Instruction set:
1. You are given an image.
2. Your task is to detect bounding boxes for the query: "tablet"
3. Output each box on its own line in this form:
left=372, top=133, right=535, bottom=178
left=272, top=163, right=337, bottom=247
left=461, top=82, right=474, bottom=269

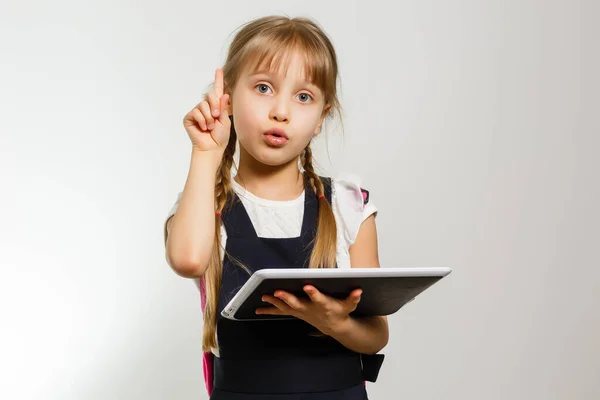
left=221, top=267, right=452, bottom=321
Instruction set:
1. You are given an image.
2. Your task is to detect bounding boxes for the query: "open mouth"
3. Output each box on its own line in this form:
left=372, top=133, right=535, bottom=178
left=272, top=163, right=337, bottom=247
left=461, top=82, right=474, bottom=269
left=264, top=128, right=289, bottom=146
left=264, top=128, right=288, bottom=139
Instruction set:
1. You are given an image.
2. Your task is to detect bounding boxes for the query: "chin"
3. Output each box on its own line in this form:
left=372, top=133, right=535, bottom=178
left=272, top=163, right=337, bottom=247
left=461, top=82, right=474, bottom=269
left=256, top=151, right=296, bottom=167
left=248, top=146, right=300, bottom=167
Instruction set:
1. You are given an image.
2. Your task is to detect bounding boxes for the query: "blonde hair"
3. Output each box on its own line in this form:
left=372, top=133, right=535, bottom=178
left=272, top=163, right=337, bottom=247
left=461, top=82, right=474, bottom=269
left=202, top=15, right=342, bottom=352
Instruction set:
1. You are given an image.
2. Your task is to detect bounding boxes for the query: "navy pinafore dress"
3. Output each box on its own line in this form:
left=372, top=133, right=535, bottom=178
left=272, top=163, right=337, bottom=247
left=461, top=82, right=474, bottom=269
left=202, top=178, right=383, bottom=399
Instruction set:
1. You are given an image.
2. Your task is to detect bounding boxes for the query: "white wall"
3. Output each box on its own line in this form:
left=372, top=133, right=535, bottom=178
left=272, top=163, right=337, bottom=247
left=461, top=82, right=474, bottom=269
left=1, top=0, right=598, bottom=399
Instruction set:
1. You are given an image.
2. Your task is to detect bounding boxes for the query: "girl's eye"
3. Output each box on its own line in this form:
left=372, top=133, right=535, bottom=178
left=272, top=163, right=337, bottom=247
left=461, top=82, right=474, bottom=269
left=256, top=84, right=271, bottom=94
left=297, top=93, right=313, bottom=103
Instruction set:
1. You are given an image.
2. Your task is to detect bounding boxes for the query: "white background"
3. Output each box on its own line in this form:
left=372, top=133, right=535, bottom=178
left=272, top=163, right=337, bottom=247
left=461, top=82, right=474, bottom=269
left=1, top=0, right=598, bottom=399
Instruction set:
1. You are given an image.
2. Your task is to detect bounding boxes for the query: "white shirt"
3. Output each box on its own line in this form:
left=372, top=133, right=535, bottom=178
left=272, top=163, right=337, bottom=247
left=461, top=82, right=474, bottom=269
left=165, top=174, right=377, bottom=271
left=165, top=174, right=376, bottom=356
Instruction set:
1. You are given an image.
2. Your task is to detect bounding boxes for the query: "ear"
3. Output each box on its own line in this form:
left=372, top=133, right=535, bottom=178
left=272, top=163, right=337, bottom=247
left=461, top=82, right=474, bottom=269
left=314, top=104, right=331, bottom=136
left=321, top=103, right=331, bottom=119
left=313, top=124, right=322, bottom=137
left=225, top=92, right=233, bottom=115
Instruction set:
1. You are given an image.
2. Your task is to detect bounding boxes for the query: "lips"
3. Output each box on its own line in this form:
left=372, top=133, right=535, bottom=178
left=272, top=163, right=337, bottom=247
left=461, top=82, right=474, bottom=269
left=263, top=128, right=289, bottom=147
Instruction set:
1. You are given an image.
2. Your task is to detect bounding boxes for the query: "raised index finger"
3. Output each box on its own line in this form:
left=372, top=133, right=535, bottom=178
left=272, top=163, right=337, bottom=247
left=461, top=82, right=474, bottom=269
left=214, top=68, right=224, bottom=98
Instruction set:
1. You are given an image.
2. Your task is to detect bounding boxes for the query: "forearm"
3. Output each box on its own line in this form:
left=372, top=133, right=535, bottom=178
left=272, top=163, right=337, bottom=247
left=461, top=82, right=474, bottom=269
left=166, top=149, right=222, bottom=277
left=328, top=316, right=389, bottom=354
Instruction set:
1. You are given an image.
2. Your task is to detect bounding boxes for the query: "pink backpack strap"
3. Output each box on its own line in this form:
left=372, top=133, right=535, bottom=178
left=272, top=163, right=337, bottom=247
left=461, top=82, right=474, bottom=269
left=199, top=277, right=214, bottom=396
left=202, top=352, right=214, bottom=395
left=360, top=188, right=370, bottom=205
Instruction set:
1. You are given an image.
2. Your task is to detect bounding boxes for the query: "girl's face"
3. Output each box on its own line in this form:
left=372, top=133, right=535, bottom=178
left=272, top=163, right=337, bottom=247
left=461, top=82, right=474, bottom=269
left=230, top=52, right=329, bottom=167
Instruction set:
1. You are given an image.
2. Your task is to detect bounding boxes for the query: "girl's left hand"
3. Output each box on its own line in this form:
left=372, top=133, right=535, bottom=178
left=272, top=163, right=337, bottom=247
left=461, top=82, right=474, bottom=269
left=256, top=285, right=362, bottom=336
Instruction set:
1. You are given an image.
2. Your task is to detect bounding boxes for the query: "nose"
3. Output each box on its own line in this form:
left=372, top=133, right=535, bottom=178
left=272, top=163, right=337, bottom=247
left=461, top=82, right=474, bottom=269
left=269, top=97, right=290, bottom=123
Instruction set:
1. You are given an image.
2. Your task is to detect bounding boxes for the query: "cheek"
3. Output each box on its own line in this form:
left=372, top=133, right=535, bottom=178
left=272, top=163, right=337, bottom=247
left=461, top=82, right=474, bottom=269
left=232, top=97, right=261, bottom=136
left=294, top=130, right=316, bottom=151
left=298, top=110, right=323, bottom=135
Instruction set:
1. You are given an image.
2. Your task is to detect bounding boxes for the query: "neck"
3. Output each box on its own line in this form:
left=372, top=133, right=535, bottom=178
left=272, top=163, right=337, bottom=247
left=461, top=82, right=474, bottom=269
left=235, top=147, right=305, bottom=201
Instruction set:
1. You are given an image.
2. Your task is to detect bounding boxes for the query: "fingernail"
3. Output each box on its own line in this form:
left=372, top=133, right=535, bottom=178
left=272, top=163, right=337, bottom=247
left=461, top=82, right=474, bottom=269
left=213, top=109, right=220, bottom=117
left=208, top=123, right=214, bottom=130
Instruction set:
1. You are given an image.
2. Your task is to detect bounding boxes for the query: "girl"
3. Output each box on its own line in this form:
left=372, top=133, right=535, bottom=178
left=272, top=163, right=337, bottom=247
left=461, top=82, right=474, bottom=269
left=164, top=15, right=388, bottom=399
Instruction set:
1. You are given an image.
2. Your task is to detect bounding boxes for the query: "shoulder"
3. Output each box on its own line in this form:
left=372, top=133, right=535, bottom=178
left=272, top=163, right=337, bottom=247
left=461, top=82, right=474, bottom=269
left=329, top=173, right=377, bottom=246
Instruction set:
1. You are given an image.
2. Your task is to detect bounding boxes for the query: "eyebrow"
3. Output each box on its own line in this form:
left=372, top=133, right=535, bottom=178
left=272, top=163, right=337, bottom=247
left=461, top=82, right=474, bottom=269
left=248, top=71, right=318, bottom=89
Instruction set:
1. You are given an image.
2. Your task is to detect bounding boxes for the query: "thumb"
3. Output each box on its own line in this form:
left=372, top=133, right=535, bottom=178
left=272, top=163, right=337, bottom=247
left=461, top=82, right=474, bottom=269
left=219, top=94, right=230, bottom=123
left=347, top=289, right=362, bottom=308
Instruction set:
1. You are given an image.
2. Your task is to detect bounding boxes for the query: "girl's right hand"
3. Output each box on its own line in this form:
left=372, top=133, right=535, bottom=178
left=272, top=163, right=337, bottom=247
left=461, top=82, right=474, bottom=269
left=183, top=68, right=231, bottom=153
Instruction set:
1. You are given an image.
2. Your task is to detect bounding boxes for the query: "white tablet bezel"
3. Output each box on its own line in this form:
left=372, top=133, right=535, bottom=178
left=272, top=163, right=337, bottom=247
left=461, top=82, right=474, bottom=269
left=221, top=267, right=451, bottom=320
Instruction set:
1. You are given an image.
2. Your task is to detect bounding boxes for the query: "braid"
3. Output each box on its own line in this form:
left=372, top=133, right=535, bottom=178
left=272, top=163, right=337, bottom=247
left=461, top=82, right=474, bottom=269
left=301, top=144, right=337, bottom=269
left=214, top=121, right=236, bottom=213
left=202, top=120, right=237, bottom=352
left=301, top=145, right=324, bottom=196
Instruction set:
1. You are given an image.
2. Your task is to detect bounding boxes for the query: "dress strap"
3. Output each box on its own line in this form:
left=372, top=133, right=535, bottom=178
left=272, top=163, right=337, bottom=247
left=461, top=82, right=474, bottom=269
left=219, top=194, right=258, bottom=238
